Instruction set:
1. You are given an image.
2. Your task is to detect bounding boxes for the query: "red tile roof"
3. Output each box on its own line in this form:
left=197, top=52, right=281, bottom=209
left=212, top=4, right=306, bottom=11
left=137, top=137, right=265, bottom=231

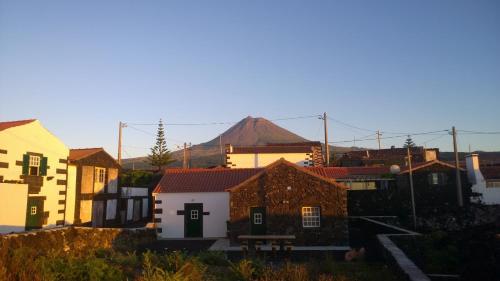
left=307, top=166, right=391, bottom=178
left=480, top=166, right=500, bottom=180
left=153, top=168, right=263, bottom=193
left=0, top=119, right=36, bottom=132
left=69, top=148, right=104, bottom=161
left=153, top=161, right=387, bottom=194
left=399, top=160, right=465, bottom=174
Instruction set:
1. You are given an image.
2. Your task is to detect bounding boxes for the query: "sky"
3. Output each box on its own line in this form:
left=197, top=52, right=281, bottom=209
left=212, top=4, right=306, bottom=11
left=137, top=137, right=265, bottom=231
left=1, top=0, right=499, bottom=158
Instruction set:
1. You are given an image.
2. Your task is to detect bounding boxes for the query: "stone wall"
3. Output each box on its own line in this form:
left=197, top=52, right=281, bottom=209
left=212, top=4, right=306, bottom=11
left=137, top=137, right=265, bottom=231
left=228, top=161, right=348, bottom=246
left=0, top=227, right=155, bottom=265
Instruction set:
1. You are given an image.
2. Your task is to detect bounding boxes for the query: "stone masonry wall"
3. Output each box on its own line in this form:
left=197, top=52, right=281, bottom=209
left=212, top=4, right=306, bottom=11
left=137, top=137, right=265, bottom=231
left=229, top=161, right=348, bottom=246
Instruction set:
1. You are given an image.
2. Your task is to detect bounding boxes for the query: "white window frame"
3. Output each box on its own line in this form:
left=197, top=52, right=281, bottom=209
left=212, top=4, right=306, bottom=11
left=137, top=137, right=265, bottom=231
left=190, top=210, right=199, bottom=220
left=29, top=155, right=40, bottom=176
left=95, top=167, right=106, bottom=183
left=302, top=206, right=320, bottom=228
left=253, top=213, right=263, bottom=225
left=31, top=206, right=37, bottom=215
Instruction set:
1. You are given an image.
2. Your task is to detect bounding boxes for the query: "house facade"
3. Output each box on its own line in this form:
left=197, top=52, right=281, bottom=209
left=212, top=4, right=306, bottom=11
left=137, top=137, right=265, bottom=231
left=0, top=120, right=69, bottom=233
left=337, top=146, right=439, bottom=167
left=67, top=148, right=120, bottom=227
left=466, top=154, right=500, bottom=205
left=397, top=160, right=470, bottom=212
left=153, top=159, right=349, bottom=246
left=153, top=168, right=261, bottom=238
left=225, top=142, right=324, bottom=168
left=120, top=187, right=150, bottom=224
left=227, top=160, right=348, bottom=246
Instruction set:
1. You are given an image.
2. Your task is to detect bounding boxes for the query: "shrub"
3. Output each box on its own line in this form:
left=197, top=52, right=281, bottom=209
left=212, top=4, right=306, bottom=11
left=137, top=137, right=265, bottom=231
left=197, top=251, right=229, bottom=266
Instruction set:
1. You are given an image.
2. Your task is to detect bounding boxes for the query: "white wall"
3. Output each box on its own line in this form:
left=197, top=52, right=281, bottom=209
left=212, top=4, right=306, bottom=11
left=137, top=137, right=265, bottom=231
left=106, top=199, right=117, bottom=220
left=153, top=192, right=229, bottom=239
left=121, top=187, right=149, bottom=197
left=0, top=183, right=28, bottom=233
left=466, top=154, right=500, bottom=205
left=0, top=120, right=69, bottom=229
left=228, top=152, right=311, bottom=168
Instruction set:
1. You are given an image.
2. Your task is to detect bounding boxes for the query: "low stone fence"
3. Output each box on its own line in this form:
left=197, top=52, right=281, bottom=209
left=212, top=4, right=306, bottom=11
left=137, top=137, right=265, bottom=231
left=354, top=217, right=431, bottom=281
left=0, top=226, right=155, bottom=263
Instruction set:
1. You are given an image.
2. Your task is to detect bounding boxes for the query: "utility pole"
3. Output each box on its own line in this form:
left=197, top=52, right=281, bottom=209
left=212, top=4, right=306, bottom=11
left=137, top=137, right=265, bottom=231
left=117, top=121, right=127, bottom=165
left=452, top=126, right=464, bottom=207
left=188, top=142, right=192, bottom=168
left=219, top=134, right=224, bottom=166
left=322, top=112, right=330, bottom=166
left=376, top=130, right=382, bottom=150
left=183, top=142, right=188, bottom=169
left=407, top=146, right=417, bottom=230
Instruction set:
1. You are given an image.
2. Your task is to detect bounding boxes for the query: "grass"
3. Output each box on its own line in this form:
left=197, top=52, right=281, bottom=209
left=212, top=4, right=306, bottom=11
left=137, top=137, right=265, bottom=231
left=0, top=247, right=402, bottom=281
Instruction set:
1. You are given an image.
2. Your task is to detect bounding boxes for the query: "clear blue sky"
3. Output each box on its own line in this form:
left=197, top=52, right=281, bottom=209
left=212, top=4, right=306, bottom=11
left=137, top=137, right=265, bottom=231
left=1, top=0, right=499, bottom=157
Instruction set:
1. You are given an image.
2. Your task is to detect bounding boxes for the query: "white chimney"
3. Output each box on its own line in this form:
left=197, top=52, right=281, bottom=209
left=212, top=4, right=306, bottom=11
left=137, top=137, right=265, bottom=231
left=465, top=154, right=480, bottom=184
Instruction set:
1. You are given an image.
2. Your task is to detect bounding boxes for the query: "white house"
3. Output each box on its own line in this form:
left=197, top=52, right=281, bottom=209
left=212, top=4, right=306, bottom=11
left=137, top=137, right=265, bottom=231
left=0, top=119, right=70, bottom=233
left=153, top=168, right=261, bottom=238
left=466, top=154, right=500, bottom=205
left=225, top=142, right=324, bottom=168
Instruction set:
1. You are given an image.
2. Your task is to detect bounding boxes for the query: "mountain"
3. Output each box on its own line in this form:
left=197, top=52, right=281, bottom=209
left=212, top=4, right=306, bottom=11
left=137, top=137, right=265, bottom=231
left=122, top=116, right=356, bottom=169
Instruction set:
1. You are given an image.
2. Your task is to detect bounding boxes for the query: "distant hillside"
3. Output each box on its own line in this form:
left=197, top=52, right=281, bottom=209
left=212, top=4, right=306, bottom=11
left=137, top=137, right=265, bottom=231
left=122, top=116, right=358, bottom=169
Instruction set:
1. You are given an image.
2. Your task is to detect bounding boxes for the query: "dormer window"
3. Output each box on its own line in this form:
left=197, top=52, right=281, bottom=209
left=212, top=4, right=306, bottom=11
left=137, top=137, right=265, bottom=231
left=29, top=155, right=40, bottom=176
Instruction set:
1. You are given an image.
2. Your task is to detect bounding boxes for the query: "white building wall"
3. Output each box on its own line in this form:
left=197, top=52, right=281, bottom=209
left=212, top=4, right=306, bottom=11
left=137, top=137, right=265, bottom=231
left=0, top=183, right=28, bottom=233
left=229, top=152, right=310, bottom=168
left=0, top=120, right=69, bottom=229
left=154, top=192, right=229, bottom=239
left=466, top=154, right=500, bottom=205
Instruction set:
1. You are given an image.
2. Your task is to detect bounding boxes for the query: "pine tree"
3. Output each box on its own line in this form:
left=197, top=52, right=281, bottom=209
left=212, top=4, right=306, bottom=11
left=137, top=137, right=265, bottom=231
left=148, top=119, right=175, bottom=171
left=403, top=135, right=416, bottom=148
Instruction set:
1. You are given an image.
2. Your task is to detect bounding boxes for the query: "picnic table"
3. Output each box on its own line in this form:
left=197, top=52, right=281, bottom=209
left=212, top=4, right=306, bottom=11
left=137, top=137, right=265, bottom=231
left=237, top=235, right=296, bottom=252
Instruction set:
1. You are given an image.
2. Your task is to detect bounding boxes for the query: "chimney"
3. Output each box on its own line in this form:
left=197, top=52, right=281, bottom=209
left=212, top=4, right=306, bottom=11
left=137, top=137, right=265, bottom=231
left=225, top=144, right=233, bottom=154
left=465, top=153, right=480, bottom=184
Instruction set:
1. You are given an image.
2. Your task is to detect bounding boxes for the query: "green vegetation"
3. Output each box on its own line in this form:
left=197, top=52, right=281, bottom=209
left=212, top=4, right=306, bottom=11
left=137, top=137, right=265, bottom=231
left=0, top=247, right=402, bottom=281
left=119, top=170, right=154, bottom=187
left=148, top=119, right=175, bottom=171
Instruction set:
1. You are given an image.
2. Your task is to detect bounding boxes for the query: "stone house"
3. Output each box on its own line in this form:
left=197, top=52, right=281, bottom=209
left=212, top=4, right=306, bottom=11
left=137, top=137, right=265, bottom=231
left=337, top=146, right=439, bottom=167
left=227, top=159, right=348, bottom=246
left=153, top=159, right=349, bottom=246
left=397, top=160, right=470, bottom=213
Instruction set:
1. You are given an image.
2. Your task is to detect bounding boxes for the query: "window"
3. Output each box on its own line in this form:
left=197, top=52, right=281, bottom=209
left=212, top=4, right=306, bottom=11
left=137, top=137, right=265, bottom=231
left=253, top=213, right=262, bottom=224
left=486, top=181, right=500, bottom=188
left=30, top=206, right=37, bottom=215
left=190, top=210, right=198, bottom=220
left=95, top=168, right=106, bottom=183
left=428, top=173, right=447, bottom=185
left=29, top=155, right=40, bottom=176
left=302, top=207, right=320, bottom=228
left=345, top=181, right=376, bottom=190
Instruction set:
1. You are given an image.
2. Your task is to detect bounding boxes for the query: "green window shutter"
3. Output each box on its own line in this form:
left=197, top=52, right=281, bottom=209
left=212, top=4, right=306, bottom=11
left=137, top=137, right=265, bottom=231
left=22, top=154, right=29, bottom=175
left=40, top=157, right=48, bottom=176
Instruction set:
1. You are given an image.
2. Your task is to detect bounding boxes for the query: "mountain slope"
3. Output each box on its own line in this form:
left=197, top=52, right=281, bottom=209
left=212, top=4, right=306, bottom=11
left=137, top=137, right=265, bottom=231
left=122, top=116, right=352, bottom=169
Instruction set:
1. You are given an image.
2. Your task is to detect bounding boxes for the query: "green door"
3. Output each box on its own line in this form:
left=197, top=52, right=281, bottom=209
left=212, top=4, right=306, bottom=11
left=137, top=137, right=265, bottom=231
left=184, top=203, right=203, bottom=238
left=250, top=207, right=266, bottom=235
left=26, top=197, right=44, bottom=231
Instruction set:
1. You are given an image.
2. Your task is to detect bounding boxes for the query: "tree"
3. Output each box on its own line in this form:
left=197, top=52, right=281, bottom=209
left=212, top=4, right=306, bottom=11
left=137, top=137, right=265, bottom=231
left=403, top=135, right=416, bottom=148
left=148, top=119, right=175, bottom=171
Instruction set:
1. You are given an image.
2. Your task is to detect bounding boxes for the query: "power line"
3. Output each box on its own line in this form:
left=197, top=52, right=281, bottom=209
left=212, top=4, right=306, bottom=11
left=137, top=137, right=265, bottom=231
left=457, top=130, right=500, bottom=135
left=328, top=130, right=449, bottom=144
